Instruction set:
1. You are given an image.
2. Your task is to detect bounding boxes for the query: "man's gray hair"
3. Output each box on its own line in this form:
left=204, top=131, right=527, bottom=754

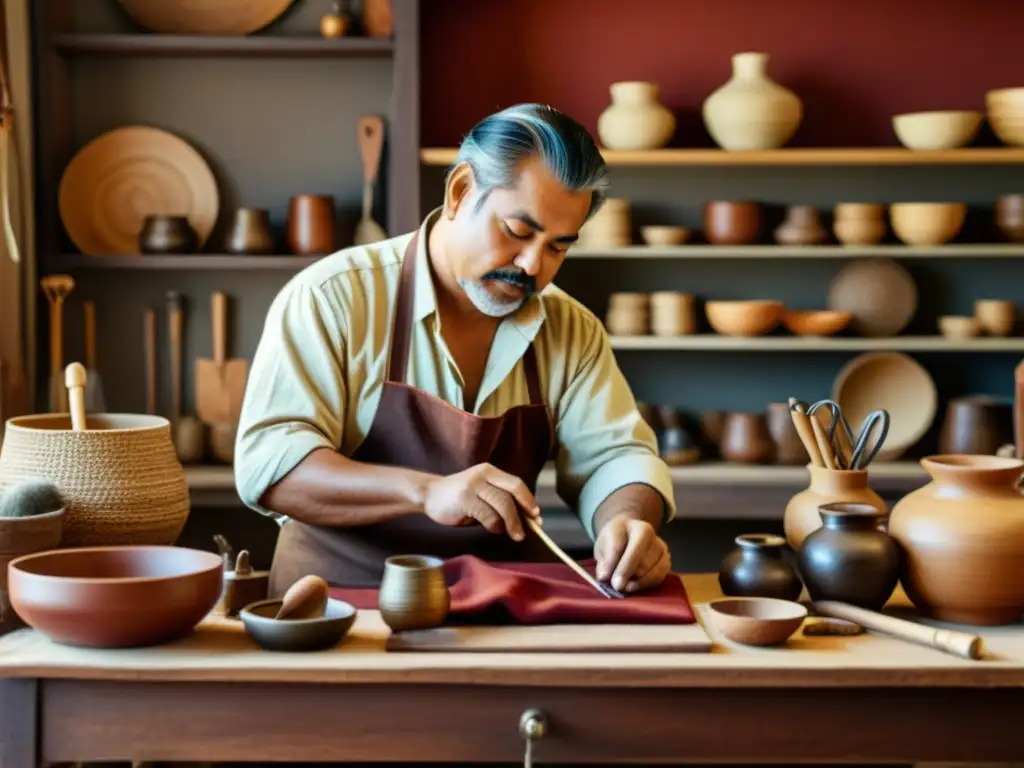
left=449, top=103, right=609, bottom=221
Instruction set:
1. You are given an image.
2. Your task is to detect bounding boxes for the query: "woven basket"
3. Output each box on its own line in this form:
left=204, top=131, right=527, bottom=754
left=0, top=414, right=190, bottom=547
left=0, top=508, right=65, bottom=634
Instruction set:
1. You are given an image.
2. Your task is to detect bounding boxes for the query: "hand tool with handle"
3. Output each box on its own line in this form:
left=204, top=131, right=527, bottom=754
left=65, top=362, right=87, bottom=432
left=82, top=300, right=106, bottom=413
left=167, top=291, right=205, bottom=463
left=353, top=115, right=387, bottom=246
left=40, top=274, right=74, bottom=412
left=144, top=307, right=157, bottom=415
left=194, top=291, right=248, bottom=425
left=524, top=516, right=624, bottom=599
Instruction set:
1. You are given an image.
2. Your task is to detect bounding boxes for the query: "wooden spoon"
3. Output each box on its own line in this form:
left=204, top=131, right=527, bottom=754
left=276, top=574, right=329, bottom=620
left=65, top=362, right=88, bottom=431
left=353, top=115, right=387, bottom=246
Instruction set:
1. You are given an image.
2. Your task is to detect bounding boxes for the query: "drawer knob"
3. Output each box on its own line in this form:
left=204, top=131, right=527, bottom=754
left=519, top=707, right=548, bottom=741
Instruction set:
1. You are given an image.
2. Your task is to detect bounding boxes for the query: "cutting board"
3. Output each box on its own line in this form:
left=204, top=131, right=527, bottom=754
left=385, top=623, right=712, bottom=653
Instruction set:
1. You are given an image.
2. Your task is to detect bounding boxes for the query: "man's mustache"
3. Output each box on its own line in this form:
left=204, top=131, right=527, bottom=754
left=481, top=268, right=536, bottom=294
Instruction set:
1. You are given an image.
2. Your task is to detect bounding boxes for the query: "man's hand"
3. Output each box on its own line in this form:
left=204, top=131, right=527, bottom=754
left=422, top=463, right=540, bottom=541
left=594, top=514, right=671, bottom=593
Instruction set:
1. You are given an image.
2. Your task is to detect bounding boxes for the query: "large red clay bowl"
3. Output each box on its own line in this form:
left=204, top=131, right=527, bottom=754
left=8, top=546, right=223, bottom=648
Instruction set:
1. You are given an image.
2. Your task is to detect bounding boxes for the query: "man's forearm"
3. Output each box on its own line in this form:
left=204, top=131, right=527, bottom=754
left=591, top=483, right=666, bottom=535
left=258, top=447, right=437, bottom=526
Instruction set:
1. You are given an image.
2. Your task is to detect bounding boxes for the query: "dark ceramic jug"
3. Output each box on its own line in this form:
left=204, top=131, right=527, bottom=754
left=718, top=533, right=802, bottom=601
left=139, top=215, right=199, bottom=254
left=798, top=502, right=901, bottom=610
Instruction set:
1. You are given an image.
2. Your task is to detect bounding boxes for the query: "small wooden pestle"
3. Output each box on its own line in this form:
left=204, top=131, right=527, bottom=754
left=65, top=362, right=88, bottom=431
left=276, top=574, right=330, bottom=620
left=220, top=549, right=270, bottom=617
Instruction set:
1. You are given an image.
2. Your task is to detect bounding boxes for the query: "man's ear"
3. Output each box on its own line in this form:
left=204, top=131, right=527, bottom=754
left=443, top=161, right=474, bottom=220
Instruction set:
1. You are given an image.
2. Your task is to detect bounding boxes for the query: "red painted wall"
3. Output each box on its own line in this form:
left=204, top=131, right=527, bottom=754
left=420, top=0, right=1023, bottom=148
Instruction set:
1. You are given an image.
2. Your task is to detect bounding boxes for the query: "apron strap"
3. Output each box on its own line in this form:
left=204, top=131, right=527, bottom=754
left=386, top=231, right=545, bottom=408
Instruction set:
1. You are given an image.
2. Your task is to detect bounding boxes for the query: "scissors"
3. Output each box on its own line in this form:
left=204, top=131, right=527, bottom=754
left=806, top=399, right=855, bottom=468
left=847, top=409, right=890, bottom=469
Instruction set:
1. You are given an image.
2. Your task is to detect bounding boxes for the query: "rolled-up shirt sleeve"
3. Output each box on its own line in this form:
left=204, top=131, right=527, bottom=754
left=552, top=315, right=676, bottom=539
left=234, top=279, right=347, bottom=518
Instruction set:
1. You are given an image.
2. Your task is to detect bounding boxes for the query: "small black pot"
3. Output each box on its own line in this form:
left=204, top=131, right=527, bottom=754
left=718, top=533, right=802, bottom=601
left=798, top=502, right=901, bottom=611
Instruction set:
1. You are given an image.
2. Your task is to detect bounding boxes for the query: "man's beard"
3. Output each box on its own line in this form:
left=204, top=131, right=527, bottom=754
left=458, top=268, right=537, bottom=318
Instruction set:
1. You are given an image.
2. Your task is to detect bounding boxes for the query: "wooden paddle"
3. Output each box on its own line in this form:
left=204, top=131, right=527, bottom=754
left=194, top=291, right=247, bottom=425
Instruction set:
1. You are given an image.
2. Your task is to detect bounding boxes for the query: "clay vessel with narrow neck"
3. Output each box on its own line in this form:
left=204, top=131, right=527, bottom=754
left=888, top=454, right=1024, bottom=626
left=784, top=466, right=886, bottom=549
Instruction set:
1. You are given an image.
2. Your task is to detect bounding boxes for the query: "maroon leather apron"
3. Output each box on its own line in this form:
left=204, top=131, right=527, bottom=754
left=268, top=234, right=558, bottom=594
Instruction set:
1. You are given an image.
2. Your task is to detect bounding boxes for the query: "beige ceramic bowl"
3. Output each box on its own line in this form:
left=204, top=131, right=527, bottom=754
left=937, top=315, right=980, bottom=339
left=781, top=309, right=852, bottom=337
left=889, top=202, right=966, bottom=246
left=706, top=597, right=807, bottom=647
left=640, top=225, right=691, bottom=246
left=705, top=300, right=784, bottom=337
left=892, top=111, right=983, bottom=150
left=988, top=114, right=1024, bottom=147
left=985, top=87, right=1024, bottom=112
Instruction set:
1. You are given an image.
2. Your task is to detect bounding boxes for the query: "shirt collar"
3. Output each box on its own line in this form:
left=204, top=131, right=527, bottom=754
left=411, top=207, right=547, bottom=341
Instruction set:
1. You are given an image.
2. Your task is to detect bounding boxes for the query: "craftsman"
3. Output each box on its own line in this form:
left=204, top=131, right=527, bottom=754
left=234, top=103, right=676, bottom=597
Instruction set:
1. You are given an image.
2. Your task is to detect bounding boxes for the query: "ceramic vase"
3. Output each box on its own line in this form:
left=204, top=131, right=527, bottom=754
left=887, top=455, right=1024, bottom=625
left=783, top=466, right=886, bottom=549
left=718, top=533, right=802, bottom=601
left=597, top=82, right=676, bottom=151
left=798, top=503, right=901, bottom=611
left=702, top=52, right=803, bottom=151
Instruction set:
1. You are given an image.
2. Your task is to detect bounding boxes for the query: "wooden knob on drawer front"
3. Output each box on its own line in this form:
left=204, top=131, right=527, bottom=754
left=519, top=708, right=548, bottom=741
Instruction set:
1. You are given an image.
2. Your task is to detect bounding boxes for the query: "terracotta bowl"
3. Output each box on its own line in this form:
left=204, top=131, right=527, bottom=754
left=938, top=315, right=980, bottom=339
left=706, top=597, right=807, bottom=646
left=890, top=202, right=966, bottom=246
left=640, top=226, right=691, bottom=246
left=781, top=309, right=852, bottom=337
left=8, top=545, right=223, bottom=648
left=892, top=111, right=983, bottom=150
left=705, top=300, right=784, bottom=337
left=240, top=597, right=358, bottom=652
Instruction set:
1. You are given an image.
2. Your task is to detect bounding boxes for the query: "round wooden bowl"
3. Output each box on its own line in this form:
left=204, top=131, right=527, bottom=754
left=890, top=202, right=966, bottom=246
left=705, top=300, right=784, bottom=337
left=892, top=110, right=983, bottom=150
left=8, top=546, right=223, bottom=648
left=640, top=226, right=691, bottom=246
left=781, top=309, right=852, bottom=337
left=706, top=597, right=807, bottom=646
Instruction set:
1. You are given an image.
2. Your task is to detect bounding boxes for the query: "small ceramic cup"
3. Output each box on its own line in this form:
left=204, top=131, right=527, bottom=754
left=974, top=299, right=1015, bottom=336
left=378, top=555, right=450, bottom=632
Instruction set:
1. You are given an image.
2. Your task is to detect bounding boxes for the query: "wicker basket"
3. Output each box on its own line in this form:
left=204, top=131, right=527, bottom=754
left=0, top=508, right=65, bottom=634
left=0, top=414, right=190, bottom=547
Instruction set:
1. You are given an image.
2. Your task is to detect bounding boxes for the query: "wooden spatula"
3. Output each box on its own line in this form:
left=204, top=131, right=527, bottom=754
left=40, top=274, right=74, bottom=412
left=353, top=115, right=387, bottom=246
left=194, top=291, right=248, bottom=425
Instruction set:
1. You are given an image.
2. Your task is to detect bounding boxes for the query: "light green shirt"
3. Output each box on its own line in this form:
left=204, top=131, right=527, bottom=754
left=234, top=209, right=676, bottom=537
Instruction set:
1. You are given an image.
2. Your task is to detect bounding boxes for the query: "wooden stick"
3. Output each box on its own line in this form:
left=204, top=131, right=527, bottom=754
left=145, top=308, right=157, bottom=415
left=787, top=399, right=824, bottom=468
left=809, top=413, right=837, bottom=469
left=523, top=516, right=622, bottom=599
left=812, top=600, right=983, bottom=660
left=64, top=362, right=87, bottom=432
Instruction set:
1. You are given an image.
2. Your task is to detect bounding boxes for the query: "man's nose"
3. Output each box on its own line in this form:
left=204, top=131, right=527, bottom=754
left=513, top=244, right=543, bottom=276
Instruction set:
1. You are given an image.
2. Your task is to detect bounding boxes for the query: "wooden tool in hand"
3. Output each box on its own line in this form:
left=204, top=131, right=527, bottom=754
left=523, top=516, right=624, bottom=599
left=811, top=600, right=983, bottom=660
left=194, top=291, right=248, bottom=425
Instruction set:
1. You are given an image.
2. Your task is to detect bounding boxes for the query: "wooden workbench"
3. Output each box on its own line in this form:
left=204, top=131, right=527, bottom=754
left=1, top=574, right=1023, bottom=766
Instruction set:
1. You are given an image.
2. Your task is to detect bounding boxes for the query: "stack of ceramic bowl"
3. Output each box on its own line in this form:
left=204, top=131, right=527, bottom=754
left=832, top=203, right=886, bottom=245
left=579, top=198, right=631, bottom=247
left=649, top=292, right=695, bottom=336
left=986, top=88, right=1024, bottom=147
left=605, top=292, right=648, bottom=336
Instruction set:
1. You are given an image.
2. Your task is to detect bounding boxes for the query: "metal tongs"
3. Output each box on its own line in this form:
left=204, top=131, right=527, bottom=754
left=524, top=516, right=625, bottom=599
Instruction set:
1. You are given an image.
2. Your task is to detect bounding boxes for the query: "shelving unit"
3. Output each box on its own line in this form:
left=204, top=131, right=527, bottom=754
left=51, top=32, right=395, bottom=58
left=609, top=336, right=1024, bottom=352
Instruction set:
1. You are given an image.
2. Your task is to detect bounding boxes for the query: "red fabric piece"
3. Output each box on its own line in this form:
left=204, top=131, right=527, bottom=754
left=329, top=555, right=695, bottom=625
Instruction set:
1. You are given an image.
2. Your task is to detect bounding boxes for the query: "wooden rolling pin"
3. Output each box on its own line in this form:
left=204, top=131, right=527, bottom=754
left=812, top=600, right=983, bottom=660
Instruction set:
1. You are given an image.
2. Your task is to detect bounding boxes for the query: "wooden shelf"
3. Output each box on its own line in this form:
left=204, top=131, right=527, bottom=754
left=609, top=335, right=1024, bottom=352
left=571, top=244, right=1024, bottom=259
left=421, top=147, right=1024, bottom=167
left=51, top=33, right=394, bottom=58
left=49, top=254, right=323, bottom=270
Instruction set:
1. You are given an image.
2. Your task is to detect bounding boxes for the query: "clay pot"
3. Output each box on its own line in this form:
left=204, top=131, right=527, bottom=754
left=720, top=412, right=774, bottom=464
left=833, top=203, right=886, bottom=246
left=995, top=194, right=1024, bottom=243
left=888, top=455, right=1024, bottom=625
left=139, top=215, right=199, bottom=254
left=699, top=410, right=727, bottom=458
left=766, top=402, right=809, bottom=465
left=579, top=198, right=631, bottom=247
left=783, top=466, right=887, bottom=549
left=938, top=395, right=1012, bottom=455
left=774, top=205, right=827, bottom=246
left=656, top=406, right=700, bottom=466
left=702, top=51, right=803, bottom=151
left=649, top=292, right=696, bottom=336
left=378, top=555, right=450, bottom=631
left=597, top=81, right=676, bottom=150
left=974, top=299, right=1015, bottom=336
left=798, top=503, right=901, bottom=611
left=225, top=208, right=275, bottom=255
left=287, top=194, right=335, bottom=255
left=0, top=508, right=65, bottom=633
left=704, top=201, right=761, bottom=245
left=718, top=533, right=802, bottom=601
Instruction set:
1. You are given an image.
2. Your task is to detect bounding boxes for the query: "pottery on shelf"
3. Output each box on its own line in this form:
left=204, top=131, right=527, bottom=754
left=783, top=466, right=887, bottom=549
left=720, top=412, right=774, bottom=464
left=702, top=52, right=803, bottom=151
left=704, top=200, right=761, bottom=245
left=718, top=533, right=802, bottom=601
left=597, top=81, right=676, bottom=151
left=888, top=455, right=1024, bottom=626
left=656, top=406, right=700, bottom=466
left=766, top=402, right=810, bottom=465
left=139, top=215, right=199, bottom=254
left=287, top=194, right=336, bottom=255
left=798, top=502, right=901, bottom=611
left=938, top=395, right=1012, bottom=455
left=995, top=194, right=1024, bottom=243
left=833, top=203, right=887, bottom=246
left=225, top=208, right=275, bottom=255
left=827, top=258, right=918, bottom=338
left=974, top=299, right=1015, bottom=336
left=774, top=205, right=828, bottom=246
